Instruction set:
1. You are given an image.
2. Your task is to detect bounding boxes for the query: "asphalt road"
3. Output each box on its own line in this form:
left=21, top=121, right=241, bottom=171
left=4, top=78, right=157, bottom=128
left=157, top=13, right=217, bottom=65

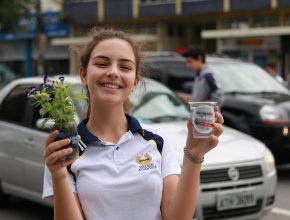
left=0, top=167, right=289, bottom=220
left=0, top=198, right=53, bottom=220
left=261, top=166, right=290, bottom=220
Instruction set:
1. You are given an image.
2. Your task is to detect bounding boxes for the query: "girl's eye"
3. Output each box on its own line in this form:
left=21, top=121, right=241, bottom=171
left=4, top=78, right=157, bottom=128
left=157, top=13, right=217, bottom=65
left=95, top=63, right=107, bottom=67
left=121, top=66, right=133, bottom=71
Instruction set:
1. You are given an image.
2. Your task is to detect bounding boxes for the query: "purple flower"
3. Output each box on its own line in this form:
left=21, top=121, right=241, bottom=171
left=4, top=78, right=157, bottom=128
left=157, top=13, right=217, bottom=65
left=59, top=76, right=65, bottom=82
left=48, top=95, right=53, bottom=103
left=43, top=76, right=50, bottom=84
left=27, top=87, right=37, bottom=98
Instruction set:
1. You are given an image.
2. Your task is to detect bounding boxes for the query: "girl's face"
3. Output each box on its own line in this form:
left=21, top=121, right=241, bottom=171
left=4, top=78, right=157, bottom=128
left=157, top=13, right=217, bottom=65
left=80, top=38, right=139, bottom=107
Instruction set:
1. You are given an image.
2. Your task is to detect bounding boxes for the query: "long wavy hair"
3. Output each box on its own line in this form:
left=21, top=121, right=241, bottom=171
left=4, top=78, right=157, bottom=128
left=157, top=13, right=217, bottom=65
left=74, top=28, right=145, bottom=118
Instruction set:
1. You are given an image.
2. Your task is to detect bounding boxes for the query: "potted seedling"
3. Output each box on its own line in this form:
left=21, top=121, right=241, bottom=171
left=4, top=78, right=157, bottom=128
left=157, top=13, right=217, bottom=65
left=27, top=76, right=87, bottom=160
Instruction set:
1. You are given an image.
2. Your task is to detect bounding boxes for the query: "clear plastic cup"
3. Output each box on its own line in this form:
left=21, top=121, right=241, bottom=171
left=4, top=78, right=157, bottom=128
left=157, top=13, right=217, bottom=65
left=189, top=102, right=217, bottom=138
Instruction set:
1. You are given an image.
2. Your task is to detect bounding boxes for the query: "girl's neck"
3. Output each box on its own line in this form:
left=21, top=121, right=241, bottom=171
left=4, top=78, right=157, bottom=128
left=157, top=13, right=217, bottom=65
left=86, top=104, right=128, bottom=144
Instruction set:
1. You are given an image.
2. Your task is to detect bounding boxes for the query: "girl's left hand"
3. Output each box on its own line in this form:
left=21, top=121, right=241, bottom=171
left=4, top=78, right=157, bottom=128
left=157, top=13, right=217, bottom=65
left=185, top=110, right=224, bottom=160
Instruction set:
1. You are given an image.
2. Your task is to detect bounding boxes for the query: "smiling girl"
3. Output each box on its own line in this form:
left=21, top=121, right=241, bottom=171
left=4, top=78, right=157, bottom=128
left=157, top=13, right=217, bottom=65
left=42, top=28, right=224, bottom=220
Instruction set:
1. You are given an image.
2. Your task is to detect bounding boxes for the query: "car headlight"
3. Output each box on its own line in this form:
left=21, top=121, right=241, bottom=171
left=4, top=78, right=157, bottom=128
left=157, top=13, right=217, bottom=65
left=265, top=148, right=275, bottom=173
left=259, top=105, right=289, bottom=124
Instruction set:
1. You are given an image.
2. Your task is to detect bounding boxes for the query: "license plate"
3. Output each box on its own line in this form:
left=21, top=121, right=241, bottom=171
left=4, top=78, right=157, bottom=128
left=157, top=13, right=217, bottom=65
left=217, top=191, right=256, bottom=211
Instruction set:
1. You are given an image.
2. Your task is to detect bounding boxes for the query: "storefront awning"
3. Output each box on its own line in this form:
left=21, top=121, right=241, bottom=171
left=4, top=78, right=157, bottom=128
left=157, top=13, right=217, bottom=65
left=51, top=34, right=158, bottom=46
left=201, top=26, right=290, bottom=39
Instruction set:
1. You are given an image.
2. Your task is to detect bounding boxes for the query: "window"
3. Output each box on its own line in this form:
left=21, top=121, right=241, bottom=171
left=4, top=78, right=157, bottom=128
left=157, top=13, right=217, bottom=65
left=252, top=15, right=279, bottom=28
left=221, top=17, right=248, bottom=29
left=66, top=0, right=98, bottom=3
left=0, top=85, right=31, bottom=124
left=167, top=23, right=184, bottom=37
left=140, top=0, right=175, bottom=5
left=285, top=14, right=290, bottom=26
left=138, top=24, right=157, bottom=34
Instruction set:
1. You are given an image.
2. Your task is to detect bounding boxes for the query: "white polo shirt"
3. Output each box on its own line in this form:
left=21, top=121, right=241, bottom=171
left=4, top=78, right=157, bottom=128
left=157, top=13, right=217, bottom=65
left=43, top=114, right=181, bottom=220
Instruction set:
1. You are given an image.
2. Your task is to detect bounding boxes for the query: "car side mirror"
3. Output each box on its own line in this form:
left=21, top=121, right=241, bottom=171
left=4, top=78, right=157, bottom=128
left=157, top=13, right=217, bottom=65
left=35, top=118, right=55, bottom=131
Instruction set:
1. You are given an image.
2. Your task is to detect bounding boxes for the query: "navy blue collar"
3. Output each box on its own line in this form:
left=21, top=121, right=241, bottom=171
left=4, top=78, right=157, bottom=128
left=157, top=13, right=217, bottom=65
left=77, top=114, right=143, bottom=146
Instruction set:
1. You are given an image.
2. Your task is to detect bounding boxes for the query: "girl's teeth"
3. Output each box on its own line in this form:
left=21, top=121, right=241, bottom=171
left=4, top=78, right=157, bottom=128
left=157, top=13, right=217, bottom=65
left=103, top=83, right=119, bottom=89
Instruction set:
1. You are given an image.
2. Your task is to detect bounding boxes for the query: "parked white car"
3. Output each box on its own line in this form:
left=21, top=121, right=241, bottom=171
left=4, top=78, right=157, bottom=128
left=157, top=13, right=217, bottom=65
left=0, top=76, right=277, bottom=220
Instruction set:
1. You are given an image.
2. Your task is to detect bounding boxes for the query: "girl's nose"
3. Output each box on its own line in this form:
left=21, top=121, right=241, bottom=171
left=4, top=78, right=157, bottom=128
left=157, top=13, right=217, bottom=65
left=106, top=65, right=119, bottom=78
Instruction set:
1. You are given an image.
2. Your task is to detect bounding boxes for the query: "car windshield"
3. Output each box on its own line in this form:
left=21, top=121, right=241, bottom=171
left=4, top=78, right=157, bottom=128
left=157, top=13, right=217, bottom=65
left=130, top=79, right=189, bottom=123
left=209, top=62, right=290, bottom=94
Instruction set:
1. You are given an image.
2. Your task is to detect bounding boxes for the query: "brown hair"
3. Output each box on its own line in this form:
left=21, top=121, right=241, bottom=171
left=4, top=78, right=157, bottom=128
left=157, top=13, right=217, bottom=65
left=76, top=28, right=144, bottom=118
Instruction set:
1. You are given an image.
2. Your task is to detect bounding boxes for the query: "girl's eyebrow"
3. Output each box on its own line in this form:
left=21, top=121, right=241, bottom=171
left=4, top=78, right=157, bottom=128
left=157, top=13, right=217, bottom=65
left=92, top=55, right=135, bottom=64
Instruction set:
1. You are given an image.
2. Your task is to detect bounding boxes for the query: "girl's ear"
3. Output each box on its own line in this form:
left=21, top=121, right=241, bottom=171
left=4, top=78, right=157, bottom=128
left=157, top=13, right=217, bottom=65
left=79, top=67, right=87, bottom=86
left=132, top=75, right=140, bottom=91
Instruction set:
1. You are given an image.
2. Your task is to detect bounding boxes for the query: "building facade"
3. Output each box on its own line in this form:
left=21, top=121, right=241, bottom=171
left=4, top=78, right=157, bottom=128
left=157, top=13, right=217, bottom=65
left=56, top=0, right=290, bottom=80
left=2, top=0, right=290, bottom=80
left=0, top=2, right=70, bottom=77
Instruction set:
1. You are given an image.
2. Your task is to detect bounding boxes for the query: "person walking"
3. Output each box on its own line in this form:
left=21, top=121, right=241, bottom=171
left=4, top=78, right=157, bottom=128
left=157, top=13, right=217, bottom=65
left=42, top=28, right=224, bottom=220
left=265, top=62, right=287, bottom=86
left=179, top=46, right=220, bottom=103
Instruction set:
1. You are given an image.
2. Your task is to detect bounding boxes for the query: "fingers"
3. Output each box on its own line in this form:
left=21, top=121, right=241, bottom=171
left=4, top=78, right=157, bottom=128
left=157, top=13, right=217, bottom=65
left=213, top=123, right=224, bottom=137
left=56, top=157, right=76, bottom=169
left=185, top=112, right=223, bottom=157
left=45, top=147, right=73, bottom=166
left=43, top=131, right=80, bottom=178
left=214, top=111, right=224, bottom=137
left=209, top=135, right=219, bottom=148
left=44, top=138, right=71, bottom=159
left=45, top=130, right=59, bottom=147
left=215, top=111, right=224, bottom=125
left=187, top=117, right=193, bottom=137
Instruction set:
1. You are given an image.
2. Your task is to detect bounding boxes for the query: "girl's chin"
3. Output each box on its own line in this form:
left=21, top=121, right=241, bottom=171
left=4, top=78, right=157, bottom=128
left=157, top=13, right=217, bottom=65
left=91, top=92, right=130, bottom=105
left=96, top=96, right=125, bottom=106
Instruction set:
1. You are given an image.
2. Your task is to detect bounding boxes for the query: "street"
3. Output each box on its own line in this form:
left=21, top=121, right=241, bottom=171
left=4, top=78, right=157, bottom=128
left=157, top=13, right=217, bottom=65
left=261, top=166, right=290, bottom=220
left=0, top=198, right=52, bottom=220
left=0, top=167, right=289, bottom=220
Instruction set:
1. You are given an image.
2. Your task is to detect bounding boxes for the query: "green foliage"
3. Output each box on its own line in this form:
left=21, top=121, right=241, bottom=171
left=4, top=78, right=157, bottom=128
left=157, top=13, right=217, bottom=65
left=28, top=76, right=87, bottom=127
left=0, top=0, right=38, bottom=31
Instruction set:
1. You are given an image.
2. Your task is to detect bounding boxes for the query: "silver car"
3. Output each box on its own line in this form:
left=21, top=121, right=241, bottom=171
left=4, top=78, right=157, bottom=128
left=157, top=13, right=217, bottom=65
left=0, top=76, right=277, bottom=219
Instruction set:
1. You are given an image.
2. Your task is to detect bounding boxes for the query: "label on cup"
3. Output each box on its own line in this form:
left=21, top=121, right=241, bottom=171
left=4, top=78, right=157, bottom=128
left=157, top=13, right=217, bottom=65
left=189, top=102, right=216, bottom=138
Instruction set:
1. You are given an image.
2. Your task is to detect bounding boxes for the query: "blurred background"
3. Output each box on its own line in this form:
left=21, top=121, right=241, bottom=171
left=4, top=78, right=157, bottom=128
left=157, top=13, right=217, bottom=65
left=1, top=1, right=290, bottom=220
left=1, top=0, right=290, bottom=82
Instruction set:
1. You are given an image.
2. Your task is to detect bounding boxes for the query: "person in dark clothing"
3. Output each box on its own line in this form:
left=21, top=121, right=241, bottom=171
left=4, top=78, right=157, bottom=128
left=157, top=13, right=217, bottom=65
left=180, top=47, right=219, bottom=102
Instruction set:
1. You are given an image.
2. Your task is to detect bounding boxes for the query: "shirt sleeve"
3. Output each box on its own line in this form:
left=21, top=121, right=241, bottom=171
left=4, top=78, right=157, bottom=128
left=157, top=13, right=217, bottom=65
left=158, top=131, right=181, bottom=178
left=204, top=73, right=218, bottom=94
left=42, top=165, right=77, bottom=202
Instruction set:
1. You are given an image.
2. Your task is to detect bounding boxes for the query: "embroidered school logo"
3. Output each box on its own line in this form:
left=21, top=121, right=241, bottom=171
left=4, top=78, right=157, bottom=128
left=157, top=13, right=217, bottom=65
left=136, top=152, right=157, bottom=171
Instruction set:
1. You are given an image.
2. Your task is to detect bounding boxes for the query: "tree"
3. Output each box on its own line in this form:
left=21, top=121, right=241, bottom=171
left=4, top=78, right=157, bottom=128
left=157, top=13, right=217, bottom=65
left=0, top=0, right=38, bottom=32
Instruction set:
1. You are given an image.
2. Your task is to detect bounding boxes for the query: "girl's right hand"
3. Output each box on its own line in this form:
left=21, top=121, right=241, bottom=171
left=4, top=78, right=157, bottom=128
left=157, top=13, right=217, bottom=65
left=44, top=130, right=76, bottom=180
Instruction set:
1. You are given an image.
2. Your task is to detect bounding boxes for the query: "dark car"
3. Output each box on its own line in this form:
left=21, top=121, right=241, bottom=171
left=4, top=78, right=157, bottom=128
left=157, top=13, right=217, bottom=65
left=143, top=53, right=290, bottom=164
left=142, top=52, right=194, bottom=92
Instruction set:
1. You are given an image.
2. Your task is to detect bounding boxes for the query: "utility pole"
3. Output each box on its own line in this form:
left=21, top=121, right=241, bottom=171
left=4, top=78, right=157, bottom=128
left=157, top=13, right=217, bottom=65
left=36, top=0, right=47, bottom=76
